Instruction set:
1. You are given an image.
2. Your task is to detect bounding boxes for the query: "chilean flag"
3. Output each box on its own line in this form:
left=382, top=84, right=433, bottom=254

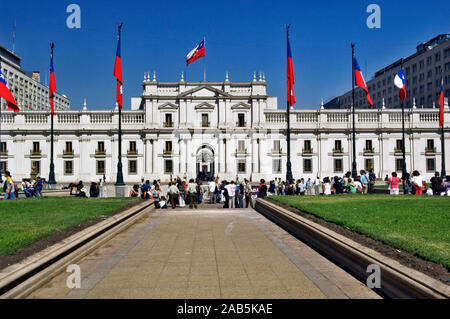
left=0, top=68, right=19, bottom=112
left=114, top=35, right=123, bottom=109
left=49, top=49, right=56, bottom=115
left=287, top=37, right=295, bottom=108
left=353, top=57, right=373, bottom=107
left=439, top=77, right=444, bottom=127
left=394, top=69, right=407, bottom=101
left=186, top=40, right=205, bottom=66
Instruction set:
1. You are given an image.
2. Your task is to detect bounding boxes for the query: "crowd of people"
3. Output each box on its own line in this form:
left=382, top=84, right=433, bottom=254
left=3, top=169, right=450, bottom=201
left=2, top=171, right=44, bottom=200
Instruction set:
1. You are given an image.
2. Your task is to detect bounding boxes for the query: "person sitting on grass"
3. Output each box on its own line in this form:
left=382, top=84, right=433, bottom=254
left=347, top=178, right=357, bottom=194
left=76, top=181, right=87, bottom=197
left=443, top=176, right=450, bottom=196
left=387, top=172, right=402, bottom=195
left=332, top=176, right=344, bottom=194
left=322, top=177, right=332, bottom=195
left=129, top=184, right=139, bottom=197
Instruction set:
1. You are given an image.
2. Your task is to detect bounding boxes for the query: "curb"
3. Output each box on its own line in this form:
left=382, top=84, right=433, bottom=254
left=255, top=199, right=450, bottom=299
left=0, top=200, right=155, bottom=299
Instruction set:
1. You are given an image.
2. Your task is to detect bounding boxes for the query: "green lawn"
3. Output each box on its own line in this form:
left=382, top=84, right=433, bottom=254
left=270, top=195, right=450, bottom=268
left=0, top=197, right=139, bottom=257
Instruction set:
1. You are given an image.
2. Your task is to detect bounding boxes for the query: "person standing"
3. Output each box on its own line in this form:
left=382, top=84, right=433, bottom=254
left=298, top=179, right=306, bottom=195
left=237, top=182, right=245, bottom=208
left=411, top=171, right=424, bottom=195
left=387, top=172, right=402, bottom=195
left=257, top=179, right=268, bottom=199
left=244, top=179, right=253, bottom=208
left=368, top=170, right=376, bottom=194
left=34, top=176, right=43, bottom=197
left=208, top=178, right=216, bottom=204
left=226, top=181, right=236, bottom=208
left=430, top=172, right=443, bottom=196
left=168, top=182, right=180, bottom=209
left=360, top=170, right=369, bottom=194
left=3, top=171, right=16, bottom=200
left=186, top=179, right=198, bottom=209
left=314, top=176, right=321, bottom=195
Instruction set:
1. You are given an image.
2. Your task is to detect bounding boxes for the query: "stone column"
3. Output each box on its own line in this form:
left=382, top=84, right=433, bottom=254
left=219, top=138, right=225, bottom=173
left=151, top=139, right=156, bottom=174
left=252, top=137, right=259, bottom=173
left=186, top=138, right=192, bottom=177
left=179, top=138, right=186, bottom=175
left=145, top=139, right=151, bottom=173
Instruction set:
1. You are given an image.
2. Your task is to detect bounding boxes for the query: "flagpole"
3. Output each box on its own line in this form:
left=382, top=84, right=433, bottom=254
left=0, top=57, right=3, bottom=184
left=48, top=42, right=56, bottom=185
left=351, top=43, right=357, bottom=178
left=286, top=25, right=293, bottom=185
left=116, top=23, right=125, bottom=186
left=203, top=36, right=206, bottom=82
left=400, top=58, right=407, bottom=194
left=441, top=75, right=446, bottom=178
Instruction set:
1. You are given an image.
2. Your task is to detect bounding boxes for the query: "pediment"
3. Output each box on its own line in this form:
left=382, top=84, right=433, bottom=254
left=195, top=102, right=216, bottom=110
left=231, top=102, right=251, bottom=110
left=158, top=102, right=179, bottom=110
left=178, top=85, right=232, bottom=98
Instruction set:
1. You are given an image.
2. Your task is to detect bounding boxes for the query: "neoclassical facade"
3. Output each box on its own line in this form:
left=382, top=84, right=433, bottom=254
left=0, top=74, right=449, bottom=184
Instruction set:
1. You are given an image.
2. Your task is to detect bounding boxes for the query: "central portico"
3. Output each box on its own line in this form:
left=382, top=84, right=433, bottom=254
left=132, top=71, right=275, bottom=181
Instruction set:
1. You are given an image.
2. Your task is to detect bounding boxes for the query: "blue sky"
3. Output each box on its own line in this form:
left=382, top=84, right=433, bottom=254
left=0, top=0, right=449, bottom=110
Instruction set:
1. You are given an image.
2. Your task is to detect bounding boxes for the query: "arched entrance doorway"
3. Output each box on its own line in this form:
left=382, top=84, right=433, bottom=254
left=196, top=145, right=215, bottom=181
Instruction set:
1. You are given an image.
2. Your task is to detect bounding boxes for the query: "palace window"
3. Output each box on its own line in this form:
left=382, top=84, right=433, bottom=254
left=303, top=140, right=312, bottom=153
left=334, top=159, right=343, bottom=173
left=273, top=140, right=281, bottom=153
left=426, top=158, right=435, bottom=172
left=97, top=141, right=105, bottom=154
left=164, top=160, right=173, bottom=174
left=237, top=140, right=245, bottom=152
left=32, top=142, right=40, bottom=154
left=365, top=158, right=374, bottom=172
left=201, top=113, right=209, bottom=127
left=273, top=159, right=282, bottom=173
left=237, top=113, right=245, bottom=127
left=31, top=160, right=40, bottom=174
left=303, top=159, right=312, bottom=173
left=365, top=140, right=373, bottom=153
left=64, top=161, right=73, bottom=175
left=165, top=141, right=172, bottom=154
left=237, top=160, right=246, bottom=173
left=164, top=113, right=173, bottom=127
left=96, top=160, right=105, bottom=175
left=65, top=141, right=73, bottom=154
left=0, top=161, right=7, bottom=174
left=395, top=159, right=403, bottom=172
left=426, top=139, right=435, bottom=152
left=334, top=140, right=342, bottom=153
left=396, top=139, right=403, bottom=152
left=0, top=142, right=6, bottom=154
left=128, top=160, right=137, bottom=174
left=129, top=141, right=137, bottom=154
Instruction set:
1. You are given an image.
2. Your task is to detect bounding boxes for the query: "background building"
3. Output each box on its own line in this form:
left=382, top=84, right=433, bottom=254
left=325, top=34, right=450, bottom=110
left=0, top=45, right=71, bottom=111
left=0, top=73, right=449, bottom=184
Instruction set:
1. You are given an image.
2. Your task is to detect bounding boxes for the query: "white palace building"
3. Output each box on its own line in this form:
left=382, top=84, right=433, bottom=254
left=0, top=72, right=449, bottom=184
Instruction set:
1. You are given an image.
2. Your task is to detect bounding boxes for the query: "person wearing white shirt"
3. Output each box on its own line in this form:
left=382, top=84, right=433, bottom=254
left=208, top=179, right=216, bottom=204
left=411, top=170, right=424, bottom=195
left=225, top=181, right=236, bottom=208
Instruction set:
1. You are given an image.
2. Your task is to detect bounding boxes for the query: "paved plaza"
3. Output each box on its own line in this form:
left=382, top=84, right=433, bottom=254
left=27, top=206, right=380, bottom=299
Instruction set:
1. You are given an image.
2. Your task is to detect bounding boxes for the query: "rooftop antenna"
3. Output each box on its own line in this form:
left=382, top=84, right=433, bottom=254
left=12, top=18, right=16, bottom=53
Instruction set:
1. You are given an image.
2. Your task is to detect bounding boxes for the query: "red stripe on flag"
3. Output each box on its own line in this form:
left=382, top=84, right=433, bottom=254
left=287, top=56, right=295, bottom=106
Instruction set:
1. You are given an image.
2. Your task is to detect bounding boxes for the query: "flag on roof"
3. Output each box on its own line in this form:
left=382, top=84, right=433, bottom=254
left=186, top=40, right=205, bottom=66
left=353, top=57, right=373, bottom=107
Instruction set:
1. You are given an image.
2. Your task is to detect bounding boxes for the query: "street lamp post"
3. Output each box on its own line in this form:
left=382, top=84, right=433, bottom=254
left=400, top=59, right=408, bottom=194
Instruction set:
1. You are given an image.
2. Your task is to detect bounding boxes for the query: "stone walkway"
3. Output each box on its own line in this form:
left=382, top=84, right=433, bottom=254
left=27, top=207, right=380, bottom=299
